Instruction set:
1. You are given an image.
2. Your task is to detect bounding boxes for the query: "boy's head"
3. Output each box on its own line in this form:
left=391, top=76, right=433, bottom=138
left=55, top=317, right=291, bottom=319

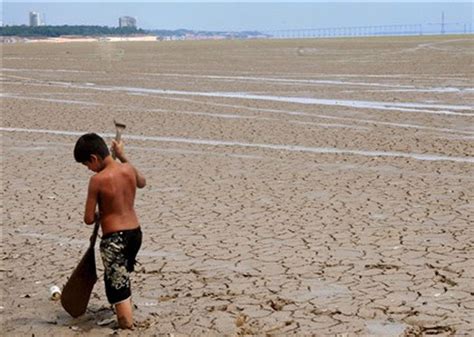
left=74, top=133, right=110, bottom=168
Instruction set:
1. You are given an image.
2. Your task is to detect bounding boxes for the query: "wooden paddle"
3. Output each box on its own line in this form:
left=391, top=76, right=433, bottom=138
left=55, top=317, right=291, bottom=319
left=61, top=220, right=100, bottom=317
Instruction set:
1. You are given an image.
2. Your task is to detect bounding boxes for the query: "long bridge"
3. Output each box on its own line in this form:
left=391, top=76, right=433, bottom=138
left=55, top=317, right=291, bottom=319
left=262, top=22, right=473, bottom=39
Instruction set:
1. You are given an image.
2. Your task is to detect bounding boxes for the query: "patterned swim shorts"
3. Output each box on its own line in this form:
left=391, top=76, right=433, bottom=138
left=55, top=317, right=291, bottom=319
left=100, top=227, right=142, bottom=305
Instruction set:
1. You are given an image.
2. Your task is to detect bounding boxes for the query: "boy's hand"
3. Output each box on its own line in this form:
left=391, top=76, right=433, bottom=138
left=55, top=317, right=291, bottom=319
left=112, top=140, right=127, bottom=163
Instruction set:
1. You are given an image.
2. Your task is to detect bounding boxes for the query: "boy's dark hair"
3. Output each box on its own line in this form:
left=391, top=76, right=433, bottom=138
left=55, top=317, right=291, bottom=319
left=74, top=133, right=110, bottom=163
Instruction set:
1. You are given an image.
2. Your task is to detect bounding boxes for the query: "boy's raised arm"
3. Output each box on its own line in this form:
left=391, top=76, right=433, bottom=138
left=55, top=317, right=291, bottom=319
left=112, top=140, right=147, bottom=188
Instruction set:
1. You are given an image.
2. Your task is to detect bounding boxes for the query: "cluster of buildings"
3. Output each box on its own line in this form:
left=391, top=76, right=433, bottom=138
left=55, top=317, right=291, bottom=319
left=27, top=11, right=137, bottom=29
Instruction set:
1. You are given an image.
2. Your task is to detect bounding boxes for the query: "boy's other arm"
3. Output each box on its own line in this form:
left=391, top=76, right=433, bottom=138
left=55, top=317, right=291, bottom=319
left=131, top=163, right=146, bottom=189
left=112, top=140, right=147, bottom=188
left=84, top=176, right=99, bottom=224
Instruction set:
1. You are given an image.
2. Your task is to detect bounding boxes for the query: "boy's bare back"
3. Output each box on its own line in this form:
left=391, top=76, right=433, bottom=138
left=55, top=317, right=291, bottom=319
left=91, top=162, right=139, bottom=235
left=83, top=139, right=146, bottom=235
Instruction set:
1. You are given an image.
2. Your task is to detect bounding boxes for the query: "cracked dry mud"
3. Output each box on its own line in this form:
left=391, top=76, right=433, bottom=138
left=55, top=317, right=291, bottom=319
left=1, top=36, right=473, bottom=336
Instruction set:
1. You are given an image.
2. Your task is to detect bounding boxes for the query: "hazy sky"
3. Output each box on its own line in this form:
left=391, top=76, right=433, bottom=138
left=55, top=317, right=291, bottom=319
left=2, top=2, right=472, bottom=31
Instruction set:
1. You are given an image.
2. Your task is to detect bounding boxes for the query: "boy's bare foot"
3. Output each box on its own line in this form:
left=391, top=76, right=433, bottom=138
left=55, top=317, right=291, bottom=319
left=117, top=316, right=134, bottom=329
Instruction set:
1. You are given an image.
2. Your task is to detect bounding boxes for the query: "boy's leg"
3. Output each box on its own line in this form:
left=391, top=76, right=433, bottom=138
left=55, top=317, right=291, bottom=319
left=101, top=228, right=142, bottom=329
left=115, top=298, right=133, bottom=329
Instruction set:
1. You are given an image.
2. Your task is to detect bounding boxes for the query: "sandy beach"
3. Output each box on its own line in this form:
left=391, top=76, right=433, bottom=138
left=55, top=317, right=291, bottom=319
left=1, top=36, right=473, bottom=336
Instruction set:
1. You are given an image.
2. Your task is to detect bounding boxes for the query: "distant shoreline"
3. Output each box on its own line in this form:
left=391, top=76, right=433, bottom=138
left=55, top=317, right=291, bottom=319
left=1, top=35, right=159, bottom=43
left=2, top=33, right=472, bottom=44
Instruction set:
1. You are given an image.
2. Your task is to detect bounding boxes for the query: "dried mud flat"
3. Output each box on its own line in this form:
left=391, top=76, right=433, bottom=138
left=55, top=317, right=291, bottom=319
left=1, top=36, right=473, bottom=336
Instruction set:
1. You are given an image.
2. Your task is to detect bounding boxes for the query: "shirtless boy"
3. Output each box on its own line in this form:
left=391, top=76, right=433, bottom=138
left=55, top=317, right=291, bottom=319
left=74, top=133, right=146, bottom=329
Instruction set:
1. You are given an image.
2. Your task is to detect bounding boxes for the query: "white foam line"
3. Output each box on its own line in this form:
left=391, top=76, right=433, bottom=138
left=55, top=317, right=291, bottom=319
left=1, top=127, right=473, bottom=164
left=1, top=67, right=105, bottom=74
left=1, top=93, right=102, bottom=106
left=127, top=145, right=264, bottom=160
left=6, top=146, right=50, bottom=151
left=3, top=141, right=265, bottom=160
left=145, top=72, right=419, bottom=89
left=1, top=67, right=462, bottom=81
left=165, top=109, right=268, bottom=120
left=358, top=88, right=473, bottom=93
left=367, top=121, right=474, bottom=135
left=290, top=120, right=370, bottom=131
left=157, top=73, right=471, bottom=93
left=310, top=74, right=469, bottom=80
left=1, top=92, right=260, bottom=120
left=47, top=81, right=474, bottom=116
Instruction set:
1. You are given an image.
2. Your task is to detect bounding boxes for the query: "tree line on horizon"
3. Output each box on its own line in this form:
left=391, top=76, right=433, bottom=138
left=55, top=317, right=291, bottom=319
left=0, top=25, right=146, bottom=37
left=0, top=25, right=265, bottom=39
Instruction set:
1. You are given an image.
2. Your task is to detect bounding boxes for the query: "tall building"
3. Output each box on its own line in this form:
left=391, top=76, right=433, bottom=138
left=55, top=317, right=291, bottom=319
left=119, top=16, right=137, bottom=29
left=29, top=12, right=42, bottom=27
